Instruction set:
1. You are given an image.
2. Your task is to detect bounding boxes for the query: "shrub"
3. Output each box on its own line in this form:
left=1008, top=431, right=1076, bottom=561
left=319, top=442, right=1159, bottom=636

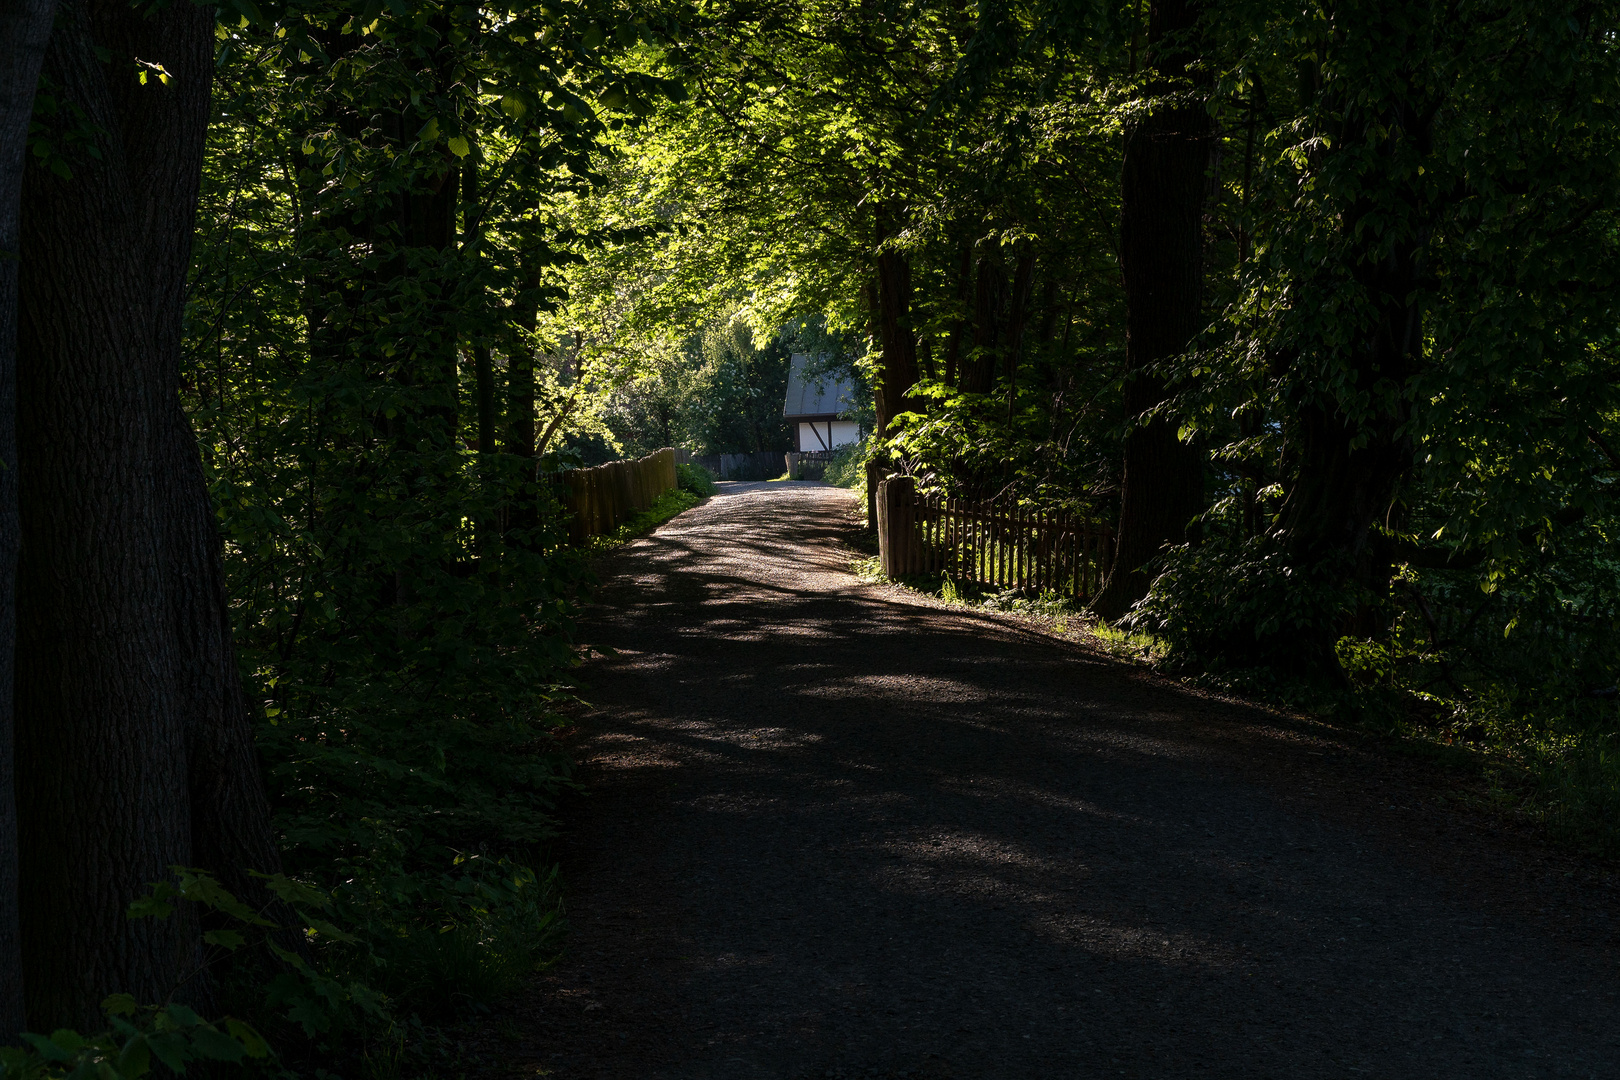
left=676, top=461, right=716, bottom=496
left=824, top=439, right=868, bottom=489
left=1119, top=532, right=1357, bottom=679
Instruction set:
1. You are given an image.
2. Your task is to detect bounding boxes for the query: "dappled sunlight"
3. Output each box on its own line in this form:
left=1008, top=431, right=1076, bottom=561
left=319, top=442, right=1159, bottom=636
left=564, top=484, right=1620, bottom=1076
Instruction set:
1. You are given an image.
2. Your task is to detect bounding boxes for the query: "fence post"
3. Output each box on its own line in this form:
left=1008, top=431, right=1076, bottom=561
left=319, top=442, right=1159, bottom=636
left=865, top=459, right=881, bottom=531
left=589, top=467, right=604, bottom=536
left=877, top=475, right=916, bottom=578
left=566, top=470, right=588, bottom=545
left=616, top=461, right=633, bottom=524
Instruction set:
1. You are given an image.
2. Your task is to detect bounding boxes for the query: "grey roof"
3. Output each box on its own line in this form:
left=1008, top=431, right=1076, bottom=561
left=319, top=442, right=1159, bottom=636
left=783, top=353, right=855, bottom=419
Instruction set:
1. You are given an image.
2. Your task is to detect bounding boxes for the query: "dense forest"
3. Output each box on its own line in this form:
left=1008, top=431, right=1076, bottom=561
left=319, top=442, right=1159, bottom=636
left=0, top=0, right=1617, bottom=1072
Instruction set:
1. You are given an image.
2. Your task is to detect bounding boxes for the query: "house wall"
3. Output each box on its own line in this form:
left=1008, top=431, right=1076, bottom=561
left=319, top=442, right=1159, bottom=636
left=795, top=420, right=861, bottom=452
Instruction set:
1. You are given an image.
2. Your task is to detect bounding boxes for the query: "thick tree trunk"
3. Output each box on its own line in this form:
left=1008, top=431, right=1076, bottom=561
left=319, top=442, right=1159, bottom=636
left=959, top=254, right=1006, bottom=395
left=1269, top=64, right=1429, bottom=673
left=16, top=0, right=282, bottom=1029
left=872, top=249, right=919, bottom=436
left=1091, top=0, right=1209, bottom=622
left=0, top=0, right=57, bottom=1036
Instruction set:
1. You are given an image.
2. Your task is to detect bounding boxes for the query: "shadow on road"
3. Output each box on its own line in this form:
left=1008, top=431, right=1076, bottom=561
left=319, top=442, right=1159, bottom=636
left=524, top=484, right=1620, bottom=1080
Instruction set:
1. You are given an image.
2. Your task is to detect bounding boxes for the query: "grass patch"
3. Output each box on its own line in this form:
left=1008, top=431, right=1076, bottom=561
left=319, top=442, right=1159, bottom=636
left=676, top=461, right=716, bottom=496
left=588, top=488, right=702, bottom=551
left=852, top=556, right=1097, bottom=635
left=1090, top=622, right=1167, bottom=664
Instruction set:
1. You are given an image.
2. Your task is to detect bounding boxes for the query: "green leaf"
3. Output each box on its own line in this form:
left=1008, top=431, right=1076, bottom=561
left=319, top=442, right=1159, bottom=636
left=171, top=868, right=274, bottom=927
left=22, top=1032, right=71, bottom=1061
left=228, top=0, right=266, bottom=26
left=302, top=917, right=358, bottom=944
left=187, top=1026, right=246, bottom=1063
left=145, top=1032, right=189, bottom=1074
left=116, top=1035, right=151, bottom=1077
left=224, top=1019, right=270, bottom=1060
left=418, top=117, right=439, bottom=143
left=126, top=882, right=174, bottom=920
left=202, top=929, right=246, bottom=950
left=253, top=871, right=329, bottom=910
left=161, top=1004, right=202, bottom=1028
left=101, top=994, right=139, bottom=1018
left=447, top=135, right=470, bottom=158
left=284, top=996, right=332, bottom=1037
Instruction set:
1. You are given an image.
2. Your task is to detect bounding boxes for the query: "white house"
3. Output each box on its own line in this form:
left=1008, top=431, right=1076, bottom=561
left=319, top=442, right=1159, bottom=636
left=783, top=353, right=860, bottom=452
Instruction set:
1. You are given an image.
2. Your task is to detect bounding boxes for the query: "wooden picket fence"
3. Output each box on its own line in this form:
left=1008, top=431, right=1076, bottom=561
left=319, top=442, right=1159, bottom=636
left=876, top=476, right=1113, bottom=601
left=560, top=447, right=678, bottom=544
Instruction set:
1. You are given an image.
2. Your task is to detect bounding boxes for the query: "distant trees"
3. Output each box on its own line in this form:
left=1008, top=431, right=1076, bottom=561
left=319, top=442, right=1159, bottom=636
left=593, top=319, right=800, bottom=459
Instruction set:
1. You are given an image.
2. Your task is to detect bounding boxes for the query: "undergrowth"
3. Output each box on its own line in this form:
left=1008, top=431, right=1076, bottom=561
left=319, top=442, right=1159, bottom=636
left=1119, top=528, right=1620, bottom=858
left=852, top=556, right=1089, bottom=634
left=588, top=488, right=702, bottom=551
left=860, top=534, right=1620, bottom=859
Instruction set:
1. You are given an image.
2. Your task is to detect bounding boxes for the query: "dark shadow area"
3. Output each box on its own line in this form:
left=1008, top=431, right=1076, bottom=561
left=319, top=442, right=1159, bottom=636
left=520, top=484, right=1620, bottom=1080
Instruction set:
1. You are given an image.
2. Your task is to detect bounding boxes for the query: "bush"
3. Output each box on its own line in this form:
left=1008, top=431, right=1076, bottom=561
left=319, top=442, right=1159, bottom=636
left=824, top=439, right=868, bottom=489
left=676, top=461, right=716, bottom=496
left=1119, top=532, right=1356, bottom=680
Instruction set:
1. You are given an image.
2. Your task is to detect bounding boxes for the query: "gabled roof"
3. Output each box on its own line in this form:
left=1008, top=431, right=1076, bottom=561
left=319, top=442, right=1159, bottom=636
left=783, top=352, right=855, bottom=419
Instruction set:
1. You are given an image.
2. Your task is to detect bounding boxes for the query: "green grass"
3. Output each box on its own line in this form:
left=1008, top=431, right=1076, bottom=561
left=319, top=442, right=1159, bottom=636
left=852, top=556, right=1096, bottom=634
left=589, top=488, right=701, bottom=550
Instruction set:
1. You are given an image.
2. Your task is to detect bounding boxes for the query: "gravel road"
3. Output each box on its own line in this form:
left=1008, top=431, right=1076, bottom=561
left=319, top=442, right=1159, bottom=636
left=509, top=481, right=1620, bottom=1079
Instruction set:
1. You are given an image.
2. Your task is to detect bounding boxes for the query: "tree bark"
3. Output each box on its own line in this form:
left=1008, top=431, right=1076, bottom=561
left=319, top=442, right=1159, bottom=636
left=959, top=254, right=1006, bottom=395
left=872, top=249, right=919, bottom=436
left=1004, top=253, right=1035, bottom=422
left=1091, top=0, right=1209, bottom=622
left=464, top=158, right=496, bottom=455
left=942, top=243, right=971, bottom=389
left=0, top=0, right=57, bottom=1036
left=16, top=0, right=283, bottom=1029
left=504, top=271, right=541, bottom=540
left=1268, top=42, right=1430, bottom=674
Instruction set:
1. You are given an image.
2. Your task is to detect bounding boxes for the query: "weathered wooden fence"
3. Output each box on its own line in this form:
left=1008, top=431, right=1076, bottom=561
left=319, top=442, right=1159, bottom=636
left=688, top=451, right=787, bottom=481
left=785, top=450, right=835, bottom=480
left=876, top=475, right=1113, bottom=601
left=560, top=447, right=678, bottom=544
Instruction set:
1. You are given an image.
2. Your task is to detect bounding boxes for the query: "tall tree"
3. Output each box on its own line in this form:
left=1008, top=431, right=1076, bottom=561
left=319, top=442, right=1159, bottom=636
left=1091, top=0, right=1209, bottom=621
left=0, top=0, right=57, bottom=1037
left=15, top=0, right=282, bottom=1028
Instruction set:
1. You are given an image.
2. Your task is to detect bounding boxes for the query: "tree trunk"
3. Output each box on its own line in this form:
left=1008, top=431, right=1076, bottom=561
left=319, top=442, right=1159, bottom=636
left=942, top=243, right=971, bottom=389
left=505, top=272, right=540, bottom=538
left=464, top=158, right=496, bottom=455
left=960, top=254, right=1006, bottom=395
left=1004, top=254, right=1035, bottom=422
left=872, top=249, right=919, bottom=436
left=1091, top=0, right=1209, bottom=622
left=1268, top=53, right=1430, bottom=674
left=0, top=0, right=57, bottom=1037
left=16, top=0, right=283, bottom=1029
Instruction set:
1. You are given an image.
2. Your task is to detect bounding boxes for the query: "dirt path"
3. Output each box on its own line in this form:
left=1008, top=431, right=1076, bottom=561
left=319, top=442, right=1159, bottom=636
left=507, top=482, right=1620, bottom=1079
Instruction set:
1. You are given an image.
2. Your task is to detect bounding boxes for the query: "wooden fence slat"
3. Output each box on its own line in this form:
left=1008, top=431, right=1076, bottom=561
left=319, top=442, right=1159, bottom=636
left=870, top=490, right=1109, bottom=606
left=1035, top=508, right=1045, bottom=595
